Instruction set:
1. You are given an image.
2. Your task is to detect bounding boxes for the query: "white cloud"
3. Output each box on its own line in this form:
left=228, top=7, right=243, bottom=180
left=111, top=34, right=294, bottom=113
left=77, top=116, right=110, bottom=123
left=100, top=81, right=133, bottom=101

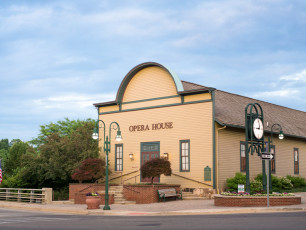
left=280, top=70, right=306, bottom=82
left=33, top=93, right=115, bottom=110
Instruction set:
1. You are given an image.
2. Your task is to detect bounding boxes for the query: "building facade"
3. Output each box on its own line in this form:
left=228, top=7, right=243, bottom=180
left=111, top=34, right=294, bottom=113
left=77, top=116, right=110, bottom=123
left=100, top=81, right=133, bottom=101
left=94, top=62, right=306, bottom=192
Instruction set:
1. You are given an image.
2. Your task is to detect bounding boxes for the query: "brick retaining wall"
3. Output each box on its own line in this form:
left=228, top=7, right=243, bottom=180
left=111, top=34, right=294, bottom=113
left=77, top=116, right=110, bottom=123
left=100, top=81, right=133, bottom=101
left=123, top=185, right=181, bottom=204
left=214, top=195, right=301, bottom=207
left=74, top=192, right=114, bottom=205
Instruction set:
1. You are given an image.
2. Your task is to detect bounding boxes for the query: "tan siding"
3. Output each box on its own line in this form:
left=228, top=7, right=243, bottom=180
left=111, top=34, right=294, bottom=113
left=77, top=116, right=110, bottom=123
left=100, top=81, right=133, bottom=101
left=99, top=105, right=119, bottom=113
left=217, top=128, right=306, bottom=190
left=98, top=102, right=213, bottom=188
left=184, top=93, right=211, bottom=102
left=122, top=67, right=178, bottom=102
left=218, top=128, right=262, bottom=190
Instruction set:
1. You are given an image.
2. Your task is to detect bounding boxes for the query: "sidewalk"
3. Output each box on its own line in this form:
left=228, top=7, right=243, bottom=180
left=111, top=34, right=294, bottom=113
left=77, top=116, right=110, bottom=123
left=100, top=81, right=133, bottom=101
left=1, top=193, right=306, bottom=216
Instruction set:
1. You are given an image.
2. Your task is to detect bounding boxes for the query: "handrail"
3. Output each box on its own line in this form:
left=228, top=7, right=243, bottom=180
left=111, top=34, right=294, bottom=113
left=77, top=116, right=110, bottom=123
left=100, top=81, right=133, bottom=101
left=102, top=170, right=139, bottom=183
left=123, top=174, right=140, bottom=184
left=171, top=173, right=213, bottom=187
left=123, top=185, right=140, bottom=194
left=0, top=188, right=52, bottom=204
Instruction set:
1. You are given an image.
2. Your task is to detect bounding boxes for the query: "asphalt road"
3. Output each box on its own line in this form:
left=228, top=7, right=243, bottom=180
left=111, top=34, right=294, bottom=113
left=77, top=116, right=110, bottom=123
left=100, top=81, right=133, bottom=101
left=0, top=209, right=306, bottom=230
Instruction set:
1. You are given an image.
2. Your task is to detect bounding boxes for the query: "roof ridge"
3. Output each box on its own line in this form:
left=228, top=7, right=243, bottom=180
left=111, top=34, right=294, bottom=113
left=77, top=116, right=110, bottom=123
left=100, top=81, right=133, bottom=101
left=216, top=89, right=306, bottom=113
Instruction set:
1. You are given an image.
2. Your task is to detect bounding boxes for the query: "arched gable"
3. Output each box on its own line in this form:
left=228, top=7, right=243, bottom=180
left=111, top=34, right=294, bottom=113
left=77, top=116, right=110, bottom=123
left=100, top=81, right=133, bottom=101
left=116, top=62, right=184, bottom=103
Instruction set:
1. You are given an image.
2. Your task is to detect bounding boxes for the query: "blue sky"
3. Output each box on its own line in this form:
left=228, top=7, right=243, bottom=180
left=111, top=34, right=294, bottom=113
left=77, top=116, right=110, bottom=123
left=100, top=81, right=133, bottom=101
left=1, top=0, right=305, bottom=141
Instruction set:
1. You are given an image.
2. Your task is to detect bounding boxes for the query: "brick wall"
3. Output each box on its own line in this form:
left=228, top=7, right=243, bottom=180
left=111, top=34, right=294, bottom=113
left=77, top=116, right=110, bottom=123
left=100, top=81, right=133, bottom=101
left=123, top=185, right=181, bottom=204
left=69, top=184, right=106, bottom=200
left=214, top=195, right=301, bottom=207
left=74, top=192, right=114, bottom=205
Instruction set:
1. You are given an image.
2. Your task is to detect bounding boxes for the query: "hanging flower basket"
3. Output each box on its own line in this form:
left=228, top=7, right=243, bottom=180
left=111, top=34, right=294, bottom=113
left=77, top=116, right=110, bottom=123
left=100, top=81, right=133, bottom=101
left=85, top=192, right=101, bottom=209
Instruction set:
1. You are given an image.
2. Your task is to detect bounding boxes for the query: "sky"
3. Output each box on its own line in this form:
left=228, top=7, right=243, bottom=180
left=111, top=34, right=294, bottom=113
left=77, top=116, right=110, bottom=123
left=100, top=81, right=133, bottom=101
left=0, top=0, right=306, bottom=141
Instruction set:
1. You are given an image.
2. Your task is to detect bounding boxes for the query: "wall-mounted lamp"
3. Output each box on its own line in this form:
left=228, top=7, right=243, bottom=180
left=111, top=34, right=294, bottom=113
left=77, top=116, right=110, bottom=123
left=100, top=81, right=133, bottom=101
left=129, top=153, right=134, bottom=160
left=163, top=153, right=169, bottom=160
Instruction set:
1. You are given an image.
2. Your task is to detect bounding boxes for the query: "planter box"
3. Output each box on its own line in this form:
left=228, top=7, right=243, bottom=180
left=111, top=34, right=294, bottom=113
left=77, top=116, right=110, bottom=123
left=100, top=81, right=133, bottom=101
left=123, top=184, right=181, bottom=204
left=75, top=192, right=114, bottom=205
left=214, top=194, right=301, bottom=207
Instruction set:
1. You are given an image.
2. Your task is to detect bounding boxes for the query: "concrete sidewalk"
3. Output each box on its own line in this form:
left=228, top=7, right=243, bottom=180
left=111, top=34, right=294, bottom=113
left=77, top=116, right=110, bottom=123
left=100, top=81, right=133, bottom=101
left=1, top=193, right=306, bottom=216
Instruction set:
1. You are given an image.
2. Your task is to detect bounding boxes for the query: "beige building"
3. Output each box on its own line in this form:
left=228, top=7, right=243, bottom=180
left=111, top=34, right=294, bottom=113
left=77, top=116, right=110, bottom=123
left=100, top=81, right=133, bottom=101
left=93, top=62, right=306, bottom=192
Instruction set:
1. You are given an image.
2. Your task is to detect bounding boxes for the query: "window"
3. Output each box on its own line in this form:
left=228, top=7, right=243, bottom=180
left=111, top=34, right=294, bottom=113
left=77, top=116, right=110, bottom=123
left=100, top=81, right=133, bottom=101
left=294, top=148, right=299, bottom=174
left=180, top=140, right=190, bottom=172
left=240, top=142, right=246, bottom=172
left=115, top=144, right=123, bottom=171
left=270, top=145, right=276, bottom=173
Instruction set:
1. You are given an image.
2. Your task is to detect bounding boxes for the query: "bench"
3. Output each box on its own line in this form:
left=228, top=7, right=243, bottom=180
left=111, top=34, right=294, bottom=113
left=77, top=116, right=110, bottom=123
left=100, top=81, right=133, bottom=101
left=157, top=188, right=182, bottom=202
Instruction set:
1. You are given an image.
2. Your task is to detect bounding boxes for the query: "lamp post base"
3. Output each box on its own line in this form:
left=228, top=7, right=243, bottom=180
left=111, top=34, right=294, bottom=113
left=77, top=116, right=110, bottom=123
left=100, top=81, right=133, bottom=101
left=103, top=205, right=111, bottom=210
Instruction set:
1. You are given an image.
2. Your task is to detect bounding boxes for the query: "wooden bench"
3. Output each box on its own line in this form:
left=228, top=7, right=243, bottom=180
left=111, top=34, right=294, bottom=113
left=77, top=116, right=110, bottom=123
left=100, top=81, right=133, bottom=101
left=157, top=188, right=182, bottom=202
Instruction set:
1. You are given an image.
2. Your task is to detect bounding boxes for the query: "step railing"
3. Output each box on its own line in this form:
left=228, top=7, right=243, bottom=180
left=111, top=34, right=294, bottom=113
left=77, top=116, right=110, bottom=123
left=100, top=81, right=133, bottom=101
left=0, top=188, right=52, bottom=204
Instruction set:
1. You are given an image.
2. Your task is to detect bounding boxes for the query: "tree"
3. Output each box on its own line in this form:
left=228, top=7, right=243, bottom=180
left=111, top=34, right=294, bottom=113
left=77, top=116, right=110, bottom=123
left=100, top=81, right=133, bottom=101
left=30, top=118, right=96, bottom=147
left=140, top=158, right=172, bottom=184
left=71, top=158, right=106, bottom=183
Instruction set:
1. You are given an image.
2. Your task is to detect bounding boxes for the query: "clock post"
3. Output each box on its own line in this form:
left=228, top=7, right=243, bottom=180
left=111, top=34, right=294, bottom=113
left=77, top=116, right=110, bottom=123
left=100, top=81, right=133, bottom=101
left=245, top=103, right=265, bottom=193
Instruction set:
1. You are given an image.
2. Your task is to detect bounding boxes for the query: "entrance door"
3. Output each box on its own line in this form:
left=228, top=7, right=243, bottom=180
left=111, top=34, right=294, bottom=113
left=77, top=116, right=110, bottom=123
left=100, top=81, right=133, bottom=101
left=141, top=142, right=160, bottom=183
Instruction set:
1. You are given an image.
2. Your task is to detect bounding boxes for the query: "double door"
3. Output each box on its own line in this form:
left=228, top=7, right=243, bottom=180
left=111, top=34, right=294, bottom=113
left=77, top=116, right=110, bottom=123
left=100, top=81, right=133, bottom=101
left=141, top=142, right=160, bottom=183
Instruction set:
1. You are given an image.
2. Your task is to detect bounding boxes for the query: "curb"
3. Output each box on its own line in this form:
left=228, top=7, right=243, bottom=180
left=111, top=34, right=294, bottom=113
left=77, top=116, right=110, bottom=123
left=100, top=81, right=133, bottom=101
left=1, top=203, right=305, bottom=216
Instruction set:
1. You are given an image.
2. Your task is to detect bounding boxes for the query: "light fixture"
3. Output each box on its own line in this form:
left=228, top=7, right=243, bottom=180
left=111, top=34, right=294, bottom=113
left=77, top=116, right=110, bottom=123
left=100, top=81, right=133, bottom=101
left=92, top=127, right=99, bottom=140
left=278, top=130, right=284, bottom=140
left=163, top=153, right=168, bottom=160
left=115, top=130, right=122, bottom=141
left=129, top=153, right=134, bottom=160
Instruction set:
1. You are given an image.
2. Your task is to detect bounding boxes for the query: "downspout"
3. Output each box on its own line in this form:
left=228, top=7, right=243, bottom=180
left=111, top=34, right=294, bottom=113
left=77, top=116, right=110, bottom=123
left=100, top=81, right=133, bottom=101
left=216, top=125, right=227, bottom=193
left=211, top=90, right=216, bottom=190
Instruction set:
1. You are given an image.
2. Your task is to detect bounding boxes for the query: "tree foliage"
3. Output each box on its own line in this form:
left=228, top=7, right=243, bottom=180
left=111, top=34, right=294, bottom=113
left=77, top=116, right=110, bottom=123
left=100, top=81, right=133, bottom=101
left=71, top=158, right=106, bottom=183
left=140, top=158, right=172, bottom=184
left=0, top=118, right=100, bottom=193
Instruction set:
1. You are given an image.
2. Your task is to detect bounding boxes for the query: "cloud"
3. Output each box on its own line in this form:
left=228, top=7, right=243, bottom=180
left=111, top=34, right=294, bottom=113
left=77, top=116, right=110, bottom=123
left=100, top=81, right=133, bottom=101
left=280, top=70, right=306, bottom=82
left=33, top=93, right=115, bottom=110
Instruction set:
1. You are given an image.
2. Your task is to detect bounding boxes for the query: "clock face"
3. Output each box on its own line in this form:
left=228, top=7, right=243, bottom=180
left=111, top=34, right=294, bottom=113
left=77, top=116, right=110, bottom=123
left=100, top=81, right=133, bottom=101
left=253, top=118, right=263, bottom=139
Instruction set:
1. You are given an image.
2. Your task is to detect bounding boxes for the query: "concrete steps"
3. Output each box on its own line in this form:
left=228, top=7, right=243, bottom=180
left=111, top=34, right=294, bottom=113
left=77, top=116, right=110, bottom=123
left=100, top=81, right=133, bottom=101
left=109, top=186, right=136, bottom=205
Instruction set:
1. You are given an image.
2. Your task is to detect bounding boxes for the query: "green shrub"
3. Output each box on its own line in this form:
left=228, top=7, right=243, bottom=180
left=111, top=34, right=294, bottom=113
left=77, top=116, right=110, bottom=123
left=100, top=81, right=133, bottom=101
left=286, top=175, right=306, bottom=188
left=225, top=172, right=246, bottom=192
left=250, top=179, right=262, bottom=192
left=53, top=187, right=69, bottom=200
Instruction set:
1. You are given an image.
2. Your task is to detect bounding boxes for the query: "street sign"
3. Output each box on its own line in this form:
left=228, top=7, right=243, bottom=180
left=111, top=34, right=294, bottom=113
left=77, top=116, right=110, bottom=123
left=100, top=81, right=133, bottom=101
left=261, top=152, right=274, bottom=160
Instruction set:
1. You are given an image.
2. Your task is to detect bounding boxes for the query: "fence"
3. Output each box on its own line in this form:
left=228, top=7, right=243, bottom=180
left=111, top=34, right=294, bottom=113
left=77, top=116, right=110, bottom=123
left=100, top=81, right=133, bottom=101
left=0, top=188, right=52, bottom=204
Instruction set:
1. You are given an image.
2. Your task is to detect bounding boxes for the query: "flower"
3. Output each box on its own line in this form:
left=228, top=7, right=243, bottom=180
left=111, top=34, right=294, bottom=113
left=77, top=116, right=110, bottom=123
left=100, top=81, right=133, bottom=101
left=86, top=192, right=99, bottom=196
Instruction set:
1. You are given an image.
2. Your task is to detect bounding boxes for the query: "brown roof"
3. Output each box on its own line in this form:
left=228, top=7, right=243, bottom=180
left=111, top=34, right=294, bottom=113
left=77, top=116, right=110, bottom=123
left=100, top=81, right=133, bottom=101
left=181, top=80, right=212, bottom=92
left=214, top=90, right=306, bottom=139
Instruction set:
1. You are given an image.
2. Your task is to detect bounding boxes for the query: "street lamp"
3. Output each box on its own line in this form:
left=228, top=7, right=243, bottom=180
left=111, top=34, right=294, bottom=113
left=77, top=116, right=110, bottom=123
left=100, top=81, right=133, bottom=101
left=92, top=120, right=122, bottom=210
left=266, top=123, right=284, bottom=191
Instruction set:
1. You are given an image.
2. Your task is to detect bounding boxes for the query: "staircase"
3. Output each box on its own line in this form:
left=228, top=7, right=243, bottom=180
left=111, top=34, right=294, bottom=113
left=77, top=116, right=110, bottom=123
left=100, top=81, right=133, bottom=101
left=182, top=191, right=209, bottom=200
left=109, top=186, right=136, bottom=205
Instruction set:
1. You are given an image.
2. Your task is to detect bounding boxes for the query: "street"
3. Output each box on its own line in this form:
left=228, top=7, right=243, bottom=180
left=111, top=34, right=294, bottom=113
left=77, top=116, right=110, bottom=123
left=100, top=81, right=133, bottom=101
left=0, top=209, right=306, bottom=230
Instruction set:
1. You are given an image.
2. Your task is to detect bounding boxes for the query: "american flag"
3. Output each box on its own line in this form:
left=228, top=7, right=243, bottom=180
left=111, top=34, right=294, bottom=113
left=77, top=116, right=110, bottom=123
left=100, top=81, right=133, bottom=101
left=0, top=159, right=2, bottom=184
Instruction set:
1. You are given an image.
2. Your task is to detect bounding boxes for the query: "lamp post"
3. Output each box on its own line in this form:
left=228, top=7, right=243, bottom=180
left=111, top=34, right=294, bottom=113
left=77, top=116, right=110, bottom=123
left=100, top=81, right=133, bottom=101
left=267, top=124, right=284, bottom=190
left=92, top=120, right=122, bottom=210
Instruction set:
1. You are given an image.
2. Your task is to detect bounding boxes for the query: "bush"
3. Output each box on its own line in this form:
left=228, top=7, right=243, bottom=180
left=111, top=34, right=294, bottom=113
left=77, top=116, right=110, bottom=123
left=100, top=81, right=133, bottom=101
left=286, top=175, right=306, bottom=188
left=225, top=172, right=246, bottom=192
left=250, top=179, right=262, bottom=192
left=140, top=158, right=171, bottom=184
left=71, top=158, right=106, bottom=183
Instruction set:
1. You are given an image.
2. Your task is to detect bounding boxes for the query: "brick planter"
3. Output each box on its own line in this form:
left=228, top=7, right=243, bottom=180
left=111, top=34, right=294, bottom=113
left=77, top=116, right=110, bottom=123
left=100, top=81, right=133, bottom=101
left=75, top=192, right=114, bottom=205
left=214, top=195, right=301, bottom=207
left=123, top=184, right=181, bottom=204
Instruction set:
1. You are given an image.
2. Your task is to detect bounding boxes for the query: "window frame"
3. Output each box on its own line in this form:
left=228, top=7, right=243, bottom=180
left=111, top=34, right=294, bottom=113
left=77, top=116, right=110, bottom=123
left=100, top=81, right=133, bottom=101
left=115, top=144, right=123, bottom=172
left=294, top=148, right=299, bottom=175
left=240, top=142, right=246, bottom=172
left=180, top=140, right=190, bottom=172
